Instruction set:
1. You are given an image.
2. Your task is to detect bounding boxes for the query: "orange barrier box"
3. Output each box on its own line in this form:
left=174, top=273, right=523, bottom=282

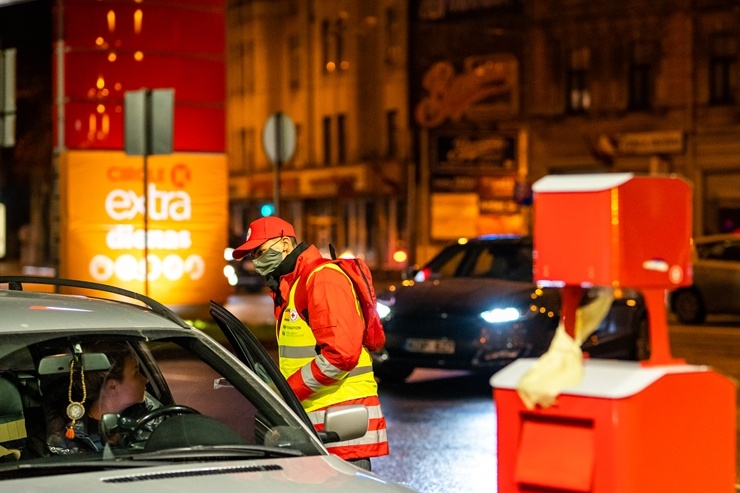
left=532, top=173, right=692, bottom=289
left=491, top=359, right=736, bottom=493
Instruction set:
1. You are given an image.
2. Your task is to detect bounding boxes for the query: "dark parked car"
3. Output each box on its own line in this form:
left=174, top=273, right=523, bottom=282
left=372, top=235, right=650, bottom=383
left=669, top=234, right=740, bottom=324
left=224, top=247, right=267, bottom=293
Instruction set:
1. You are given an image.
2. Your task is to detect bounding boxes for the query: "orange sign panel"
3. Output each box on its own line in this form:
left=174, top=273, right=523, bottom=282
left=59, top=150, right=230, bottom=306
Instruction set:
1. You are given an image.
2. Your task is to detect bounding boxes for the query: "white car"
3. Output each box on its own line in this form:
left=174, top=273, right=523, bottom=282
left=0, top=276, right=416, bottom=492
left=670, top=234, right=740, bottom=324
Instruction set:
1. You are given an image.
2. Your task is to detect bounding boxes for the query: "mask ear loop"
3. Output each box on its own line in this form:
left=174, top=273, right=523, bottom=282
left=65, top=358, right=87, bottom=439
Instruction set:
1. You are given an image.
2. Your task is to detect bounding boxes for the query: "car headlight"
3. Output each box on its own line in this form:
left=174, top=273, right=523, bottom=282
left=376, top=301, right=392, bottom=319
left=480, top=307, right=521, bottom=323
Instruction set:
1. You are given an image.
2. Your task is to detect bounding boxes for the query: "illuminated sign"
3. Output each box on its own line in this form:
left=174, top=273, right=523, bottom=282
left=59, top=150, right=230, bottom=305
left=616, top=131, right=684, bottom=155
left=415, top=54, right=519, bottom=128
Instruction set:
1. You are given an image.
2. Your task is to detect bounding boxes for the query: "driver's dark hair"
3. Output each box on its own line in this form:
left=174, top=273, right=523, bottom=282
left=71, top=340, right=134, bottom=406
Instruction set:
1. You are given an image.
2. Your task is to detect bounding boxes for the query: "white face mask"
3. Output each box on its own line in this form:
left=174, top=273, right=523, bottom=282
left=252, top=240, right=284, bottom=275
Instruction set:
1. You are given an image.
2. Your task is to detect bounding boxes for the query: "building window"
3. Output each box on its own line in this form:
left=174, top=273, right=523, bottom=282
left=243, top=39, right=255, bottom=95
left=229, top=130, right=243, bottom=174
left=321, top=17, right=346, bottom=73
left=710, top=32, right=736, bottom=105
left=244, top=127, right=256, bottom=172
left=291, top=123, right=302, bottom=168
left=336, top=19, right=346, bottom=71
left=227, top=12, right=252, bottom=98
left=386, top=110, right=398, bottom=158
left=323, top=116, right=332, bottom=165
left=384, top=7, right=400, bottom=67
left=629, top=40, right=656, bottom=110
left=337, top=114, right=346, bottom=163
left=322, top=19, right=332, bottom=73
left=230, top=127, right=255, bottom=174
left=567, top=47, right=590, bottom=113
left=365, top=201, right=375, bottom=252
left=289, top=35, right=300, bottom=91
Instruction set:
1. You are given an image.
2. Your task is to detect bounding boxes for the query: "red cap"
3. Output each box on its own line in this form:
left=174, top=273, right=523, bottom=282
left=232, top=216, right=296, bottom=259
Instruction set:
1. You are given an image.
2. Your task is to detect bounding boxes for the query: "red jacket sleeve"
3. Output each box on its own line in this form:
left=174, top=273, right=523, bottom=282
left=286, top=267, right=365, bottom=401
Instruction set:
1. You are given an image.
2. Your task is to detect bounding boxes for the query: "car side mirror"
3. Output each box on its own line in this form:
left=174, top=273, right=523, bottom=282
left=319, top=404, right=368, bottom=444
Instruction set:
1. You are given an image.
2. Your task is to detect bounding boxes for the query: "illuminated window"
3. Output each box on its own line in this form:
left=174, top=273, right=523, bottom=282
left=709, top=32, right=736, bottom=105
left=567, top=47, right=590, bottom=113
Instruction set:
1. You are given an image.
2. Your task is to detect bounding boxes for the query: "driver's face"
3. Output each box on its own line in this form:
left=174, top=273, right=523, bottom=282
left=116, top=355, right=148, bottom=411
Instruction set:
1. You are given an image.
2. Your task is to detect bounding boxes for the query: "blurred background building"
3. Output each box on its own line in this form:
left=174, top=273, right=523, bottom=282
left=226, top=0, right=412, bottom=274
left=2, top=0, right=740, bottom=284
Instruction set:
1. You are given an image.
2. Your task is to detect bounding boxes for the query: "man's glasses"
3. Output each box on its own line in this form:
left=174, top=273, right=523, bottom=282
left=250, top=238, right=283, bottom=261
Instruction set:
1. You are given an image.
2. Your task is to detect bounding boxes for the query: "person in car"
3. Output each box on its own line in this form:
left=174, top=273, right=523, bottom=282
left=232, top=216, right=389, bottom=471
left=45, top=341, right=152, bottom=454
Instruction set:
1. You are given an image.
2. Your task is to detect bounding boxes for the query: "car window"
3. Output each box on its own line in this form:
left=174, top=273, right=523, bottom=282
left=422, top=240, right=534, bottom=281
left=423, top=244, right=469, bottom=278
left=471, top=244, right=533, bottom=281
left=0, top=331, right=323, bottom=472
left=146, top=340, right=263, bottom=441
left=471, top=249, right=508, bottom=277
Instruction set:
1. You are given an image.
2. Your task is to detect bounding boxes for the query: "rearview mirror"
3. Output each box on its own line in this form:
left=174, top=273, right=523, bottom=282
left=38, top=353, right=111, bottom=375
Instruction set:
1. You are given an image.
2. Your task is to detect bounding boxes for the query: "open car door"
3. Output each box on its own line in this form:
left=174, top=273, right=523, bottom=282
left=209, top=300, right=314, bottom=431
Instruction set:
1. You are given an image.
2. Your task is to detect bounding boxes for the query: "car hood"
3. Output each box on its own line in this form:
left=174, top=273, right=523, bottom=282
left=3, top=456, right=416, bottom=492
left=381, top=278, right=546, bottom=313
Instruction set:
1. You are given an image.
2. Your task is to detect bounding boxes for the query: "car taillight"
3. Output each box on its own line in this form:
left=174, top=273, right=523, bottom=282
left=414, top=267, right=432, bottom=282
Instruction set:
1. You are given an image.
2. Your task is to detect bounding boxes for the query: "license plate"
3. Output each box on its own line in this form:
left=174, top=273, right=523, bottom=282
left=404, top=338, right=455, bottom=354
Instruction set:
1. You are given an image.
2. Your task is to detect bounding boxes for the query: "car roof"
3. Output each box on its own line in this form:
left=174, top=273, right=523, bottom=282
left=0, top=278, right=190, bottom=333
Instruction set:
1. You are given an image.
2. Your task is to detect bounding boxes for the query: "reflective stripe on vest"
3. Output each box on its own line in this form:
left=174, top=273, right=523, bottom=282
left=278, top=266, right=378, bottom=413
left=307, top=396, right=389, bottom=459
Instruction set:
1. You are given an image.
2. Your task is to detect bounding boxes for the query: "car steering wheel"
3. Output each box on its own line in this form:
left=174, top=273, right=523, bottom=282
left=125, top=405, right=200, bottom=444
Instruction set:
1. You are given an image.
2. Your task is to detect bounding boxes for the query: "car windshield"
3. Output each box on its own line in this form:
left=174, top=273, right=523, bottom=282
left=421, top=239, right=533, bottom=282
left=0, top=330, right=323, bottom=478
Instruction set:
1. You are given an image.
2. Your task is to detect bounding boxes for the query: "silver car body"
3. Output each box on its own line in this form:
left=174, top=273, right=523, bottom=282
left=670, top=234, right=740, bottom=324
left=0, top=278, right=416, bottom=493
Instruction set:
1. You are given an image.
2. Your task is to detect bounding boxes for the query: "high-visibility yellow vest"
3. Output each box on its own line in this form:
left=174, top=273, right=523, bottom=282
left=278, top=264, right=378, bottom=412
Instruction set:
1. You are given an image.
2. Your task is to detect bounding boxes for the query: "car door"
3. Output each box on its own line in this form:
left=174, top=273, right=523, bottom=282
left=208, top=300, right=314, bottom=431
left=695, top=239, right=740, bottom=313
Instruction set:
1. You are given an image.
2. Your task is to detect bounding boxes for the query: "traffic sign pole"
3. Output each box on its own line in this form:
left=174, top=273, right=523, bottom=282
left=124, top=88, right=174, bottom=295
left=273, top=112, right=282, bottom=217
left=262, top=112, right=296, bottom=218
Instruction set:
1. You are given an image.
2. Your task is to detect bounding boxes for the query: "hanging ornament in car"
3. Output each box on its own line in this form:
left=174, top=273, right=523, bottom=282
left=65, top=358, right=87, bottom=439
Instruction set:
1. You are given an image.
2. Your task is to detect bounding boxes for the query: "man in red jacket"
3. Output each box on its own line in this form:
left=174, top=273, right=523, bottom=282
left=232, top=216, right=389, bottom=471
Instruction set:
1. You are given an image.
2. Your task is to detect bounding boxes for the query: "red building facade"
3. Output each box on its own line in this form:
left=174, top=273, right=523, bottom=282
left=53, top=0, right=230, bottom=305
